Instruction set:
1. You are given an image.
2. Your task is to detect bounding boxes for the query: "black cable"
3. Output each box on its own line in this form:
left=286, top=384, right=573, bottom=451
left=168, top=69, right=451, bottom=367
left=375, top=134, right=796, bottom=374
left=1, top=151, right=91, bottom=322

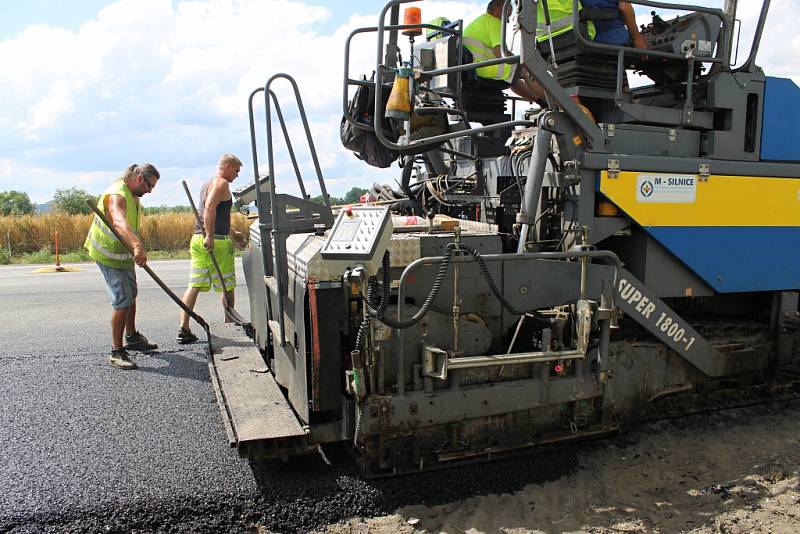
left=381, top=249, right=391, bottom=308
left=371, top=245, right=456, bottom=329
left=458, top=243, right=554, bottom=322
left=369, top=244, right=557, bottom=331
left=353, top=281, right=373, bottom=352
left=354, top=269, right=387, bottom=352
left=398, top=159, right=425, bottom=214
left=556, top=184, right=578, bottom=251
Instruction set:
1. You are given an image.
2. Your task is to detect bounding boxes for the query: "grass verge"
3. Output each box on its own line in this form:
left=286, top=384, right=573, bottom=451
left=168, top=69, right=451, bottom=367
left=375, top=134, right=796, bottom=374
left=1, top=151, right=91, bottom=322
left=5, top=248, right=205, bottom=265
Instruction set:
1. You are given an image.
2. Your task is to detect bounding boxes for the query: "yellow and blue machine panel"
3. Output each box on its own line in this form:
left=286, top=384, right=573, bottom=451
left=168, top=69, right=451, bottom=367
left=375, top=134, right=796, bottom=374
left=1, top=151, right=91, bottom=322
left=599, top=171, right=800, bottom=293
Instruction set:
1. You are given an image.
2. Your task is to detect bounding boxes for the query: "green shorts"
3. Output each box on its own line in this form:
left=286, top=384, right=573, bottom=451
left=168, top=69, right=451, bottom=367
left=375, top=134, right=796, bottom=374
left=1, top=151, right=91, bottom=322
left=189, top=234, right=236, bottom=292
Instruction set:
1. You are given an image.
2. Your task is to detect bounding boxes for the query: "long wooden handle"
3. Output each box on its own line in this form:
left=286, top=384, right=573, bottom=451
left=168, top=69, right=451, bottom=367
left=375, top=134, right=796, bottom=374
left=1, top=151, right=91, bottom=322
left=86, top=199, right=209, bottom=331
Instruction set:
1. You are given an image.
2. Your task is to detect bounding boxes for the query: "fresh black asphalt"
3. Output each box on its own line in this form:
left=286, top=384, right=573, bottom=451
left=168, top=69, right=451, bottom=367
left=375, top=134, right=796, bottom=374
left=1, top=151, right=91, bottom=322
left=0, top=261, right=575, bottom=533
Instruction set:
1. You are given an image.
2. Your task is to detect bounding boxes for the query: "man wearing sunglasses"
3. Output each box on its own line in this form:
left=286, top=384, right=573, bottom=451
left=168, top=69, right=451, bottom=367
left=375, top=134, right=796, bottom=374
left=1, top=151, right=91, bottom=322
left=85, top=163, right=160, bottom=369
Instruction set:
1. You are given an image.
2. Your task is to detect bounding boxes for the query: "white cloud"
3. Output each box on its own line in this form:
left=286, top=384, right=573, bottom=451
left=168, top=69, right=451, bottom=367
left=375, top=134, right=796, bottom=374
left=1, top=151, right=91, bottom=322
left=17, top=80, right=80, bottom=137
left=0, top=0, right=797, bottom=207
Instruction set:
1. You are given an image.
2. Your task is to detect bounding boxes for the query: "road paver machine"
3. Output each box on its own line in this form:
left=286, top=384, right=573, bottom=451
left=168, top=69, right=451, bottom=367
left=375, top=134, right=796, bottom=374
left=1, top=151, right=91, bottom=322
left=209, top=0, right=800, bottom=476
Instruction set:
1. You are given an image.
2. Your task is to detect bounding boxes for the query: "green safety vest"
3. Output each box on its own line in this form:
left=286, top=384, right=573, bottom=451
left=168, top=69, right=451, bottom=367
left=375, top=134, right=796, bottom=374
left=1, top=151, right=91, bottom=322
left=84, top=179, right=141, bottom=270
left=463, top=12, right=514, bottom=83
left=536, top=0, right=595, bottom=42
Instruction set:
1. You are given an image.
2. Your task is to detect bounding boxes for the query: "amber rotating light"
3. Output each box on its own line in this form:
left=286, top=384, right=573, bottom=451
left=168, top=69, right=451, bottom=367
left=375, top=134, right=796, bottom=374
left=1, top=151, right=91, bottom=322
left=402, top=7, right=422, bottom=36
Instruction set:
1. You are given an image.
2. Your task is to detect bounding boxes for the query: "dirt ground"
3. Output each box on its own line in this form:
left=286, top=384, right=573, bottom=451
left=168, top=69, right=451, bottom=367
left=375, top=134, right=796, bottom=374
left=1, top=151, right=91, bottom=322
left=316, top=402, right=800, bottom=534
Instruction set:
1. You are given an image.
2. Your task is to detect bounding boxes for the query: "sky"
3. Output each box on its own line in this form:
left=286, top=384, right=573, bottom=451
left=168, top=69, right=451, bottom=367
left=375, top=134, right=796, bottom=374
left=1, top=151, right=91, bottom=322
left=0, top=0, right=798, bottom=207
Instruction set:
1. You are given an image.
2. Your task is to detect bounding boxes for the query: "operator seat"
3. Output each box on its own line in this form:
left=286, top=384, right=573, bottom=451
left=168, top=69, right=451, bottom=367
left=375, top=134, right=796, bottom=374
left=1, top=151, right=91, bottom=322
left=459, top=48, right=513, bottom=158
left=460, top=48, right=511, bottom=126
left=538, top=11, right=621, bottom=90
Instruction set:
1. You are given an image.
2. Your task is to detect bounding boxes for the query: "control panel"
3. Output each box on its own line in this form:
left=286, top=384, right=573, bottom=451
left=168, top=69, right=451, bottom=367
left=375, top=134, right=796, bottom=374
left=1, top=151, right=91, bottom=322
left=640, top=11, right=720, bottom=57
left=321, top=206, right=394, bottom=276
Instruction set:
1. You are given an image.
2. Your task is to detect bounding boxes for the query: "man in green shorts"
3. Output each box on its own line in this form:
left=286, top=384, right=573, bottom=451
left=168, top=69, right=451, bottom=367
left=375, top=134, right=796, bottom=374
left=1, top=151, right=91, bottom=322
left=85, top=163, right=160, bottom=369
left=177, top=154, right=244, bottom=343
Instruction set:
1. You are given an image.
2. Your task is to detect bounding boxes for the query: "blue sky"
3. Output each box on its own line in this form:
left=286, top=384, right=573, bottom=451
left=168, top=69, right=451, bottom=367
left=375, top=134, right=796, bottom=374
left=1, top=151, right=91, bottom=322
left=0, top=0, right=797, bottom=207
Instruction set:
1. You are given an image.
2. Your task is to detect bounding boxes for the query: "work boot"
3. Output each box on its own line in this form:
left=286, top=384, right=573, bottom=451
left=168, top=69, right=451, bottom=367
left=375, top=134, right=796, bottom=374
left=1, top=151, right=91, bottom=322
left=124, top=331, right=158, bottom=352
left=108, top=348, right=137, bottom=370
left=176, top=327, right=198, bottom=344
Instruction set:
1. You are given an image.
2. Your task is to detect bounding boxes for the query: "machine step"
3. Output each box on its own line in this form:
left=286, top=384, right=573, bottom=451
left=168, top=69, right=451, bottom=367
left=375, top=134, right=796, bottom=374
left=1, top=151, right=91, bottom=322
left=208, top=323, right=306, bottom=449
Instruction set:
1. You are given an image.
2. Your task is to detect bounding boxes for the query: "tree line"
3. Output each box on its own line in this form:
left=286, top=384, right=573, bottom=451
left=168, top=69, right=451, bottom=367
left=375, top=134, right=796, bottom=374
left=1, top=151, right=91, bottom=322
left=0, top=188, right=98, bottom=216
left=1, top=185, right=370, bottom=217
left=310, top=187, right=367, bottom=206
left=1, top=188, right=193, bottom=216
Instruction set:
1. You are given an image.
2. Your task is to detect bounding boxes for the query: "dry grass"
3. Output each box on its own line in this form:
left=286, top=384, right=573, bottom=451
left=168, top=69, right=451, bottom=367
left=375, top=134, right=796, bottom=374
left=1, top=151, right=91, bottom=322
left=0, top=212, right=250, bottom=256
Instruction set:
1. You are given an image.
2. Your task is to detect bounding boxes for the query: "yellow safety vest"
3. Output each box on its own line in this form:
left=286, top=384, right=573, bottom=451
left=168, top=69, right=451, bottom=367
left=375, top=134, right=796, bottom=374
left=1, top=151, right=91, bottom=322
left=536, top=0, right=595, bottom=42
left=426, top=16, right=450, bottom=40
left=463, top=12, right=514, bottom=83
left=84, top=180, right=141, bottom=270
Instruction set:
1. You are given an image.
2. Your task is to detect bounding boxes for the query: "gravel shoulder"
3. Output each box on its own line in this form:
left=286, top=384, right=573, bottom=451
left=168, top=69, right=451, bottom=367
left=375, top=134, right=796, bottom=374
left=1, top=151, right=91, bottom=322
left=319, top=403, right=800, bottom=534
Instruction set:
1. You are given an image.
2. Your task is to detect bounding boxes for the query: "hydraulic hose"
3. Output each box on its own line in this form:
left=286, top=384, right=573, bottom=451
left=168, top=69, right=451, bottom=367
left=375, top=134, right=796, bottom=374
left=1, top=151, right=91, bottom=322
left=460, top=244, right=520, bottom=314
left=364, top=242, right=561, bottom=333
left=461, top=243, right=559, bottom=322
left=371, top=244, right=456, bottom=329
left=353, top=406, right=364, bottom=448
left=354, top=276, right=385, bottom=352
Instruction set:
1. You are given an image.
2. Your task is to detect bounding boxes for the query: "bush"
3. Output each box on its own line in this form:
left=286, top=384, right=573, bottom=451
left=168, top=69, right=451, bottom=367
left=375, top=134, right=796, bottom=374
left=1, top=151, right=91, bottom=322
left=53, top=187, right=97, bottom=215
left=0, top=247, right=10, bottom=265
left=0, top=191, right=35, bottom=216
left=23, top=246, right=54, bottom=264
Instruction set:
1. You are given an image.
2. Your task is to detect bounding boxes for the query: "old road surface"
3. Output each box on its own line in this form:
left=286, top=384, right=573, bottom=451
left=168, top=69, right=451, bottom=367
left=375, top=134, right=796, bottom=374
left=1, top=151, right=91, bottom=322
left=2, top=261, right=800, bottom=534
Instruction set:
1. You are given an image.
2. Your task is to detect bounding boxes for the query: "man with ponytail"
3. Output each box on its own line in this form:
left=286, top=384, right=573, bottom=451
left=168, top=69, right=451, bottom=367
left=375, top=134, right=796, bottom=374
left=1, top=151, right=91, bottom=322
left=85, top=163, right=160, bottom=369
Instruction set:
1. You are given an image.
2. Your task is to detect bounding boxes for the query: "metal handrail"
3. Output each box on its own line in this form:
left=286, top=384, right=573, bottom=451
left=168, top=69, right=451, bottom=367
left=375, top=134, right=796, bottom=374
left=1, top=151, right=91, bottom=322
left=262, top=75, right=332, bottom=209
left=568, top=0, right=729, bottom=65
left=258, top=73, right=334, bottom=346
left=373, top=0, right=531, bottom=153
left=247, top=85, right=312, bottom=319
left=248, top=88, right=310, bottom=203
left=343, top=23, right=463, bottom=126
left=738, top=0, right=770, bottom=73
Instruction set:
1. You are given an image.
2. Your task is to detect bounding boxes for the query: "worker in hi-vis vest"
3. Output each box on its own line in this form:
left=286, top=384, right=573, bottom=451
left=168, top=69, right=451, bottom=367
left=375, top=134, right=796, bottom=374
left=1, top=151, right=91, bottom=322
left=537, top=0, right=646, bottom=49
left=581, top=1, right=647, bottom=48
left=535, top=0, right=595, bottom=43
left=84, top=164, right=160, bottom=370
left=463, top=0, right=545, bottom=103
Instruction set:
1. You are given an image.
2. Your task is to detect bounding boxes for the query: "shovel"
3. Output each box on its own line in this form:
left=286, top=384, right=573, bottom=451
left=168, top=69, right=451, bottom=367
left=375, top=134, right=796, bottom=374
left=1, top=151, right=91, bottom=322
left=86, top=199, right=210, bottom=336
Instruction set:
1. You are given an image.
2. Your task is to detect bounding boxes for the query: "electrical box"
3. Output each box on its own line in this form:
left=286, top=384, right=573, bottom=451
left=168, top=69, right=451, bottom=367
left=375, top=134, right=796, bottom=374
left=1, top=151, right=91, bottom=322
left=321, top=206, right=394, bottom=276
left=415, top=34, right=459, bottom=95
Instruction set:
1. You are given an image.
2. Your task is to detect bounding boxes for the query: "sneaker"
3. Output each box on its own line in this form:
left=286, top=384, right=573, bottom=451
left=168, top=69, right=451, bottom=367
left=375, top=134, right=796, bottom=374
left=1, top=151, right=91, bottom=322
left=108, top=348, right=137, bottom=370
left=124, top=331, right=158, bottom=352
left=176, top=328, right=198, bottom=344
